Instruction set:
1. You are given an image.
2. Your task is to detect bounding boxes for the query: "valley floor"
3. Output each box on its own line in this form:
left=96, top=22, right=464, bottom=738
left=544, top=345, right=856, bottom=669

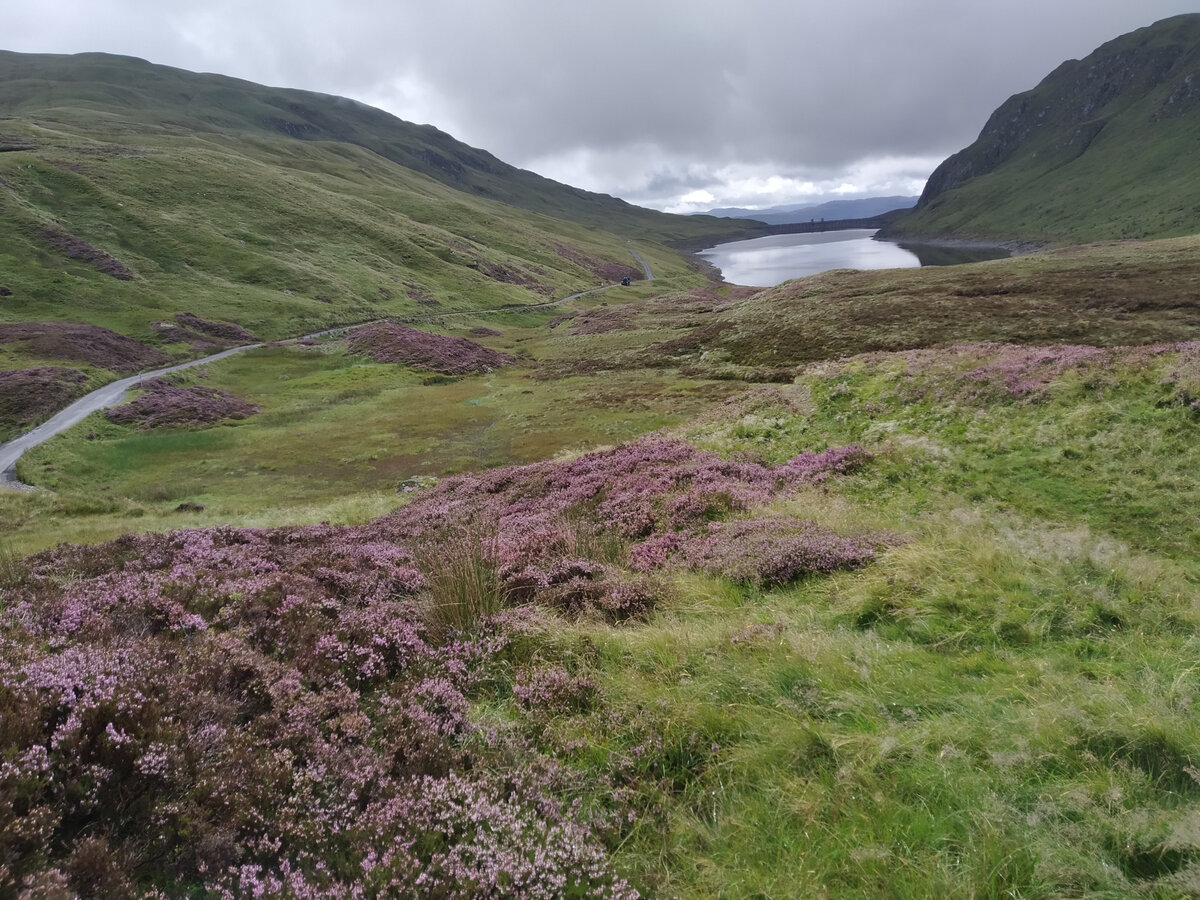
left=4, top=238, right=1200, bottom=897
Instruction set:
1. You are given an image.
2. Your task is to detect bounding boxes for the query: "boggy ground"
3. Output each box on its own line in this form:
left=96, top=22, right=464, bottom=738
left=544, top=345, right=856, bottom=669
left=5, top=237, right=1200, bottom=896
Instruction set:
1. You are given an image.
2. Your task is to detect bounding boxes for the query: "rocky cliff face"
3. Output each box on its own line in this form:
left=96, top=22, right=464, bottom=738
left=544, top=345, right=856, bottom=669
left=890, top=14, right=1200, bottom=242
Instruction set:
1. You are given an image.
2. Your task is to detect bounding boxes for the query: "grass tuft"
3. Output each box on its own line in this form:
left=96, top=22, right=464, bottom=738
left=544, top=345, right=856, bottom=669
left=416, top=521, right=507, bottom=639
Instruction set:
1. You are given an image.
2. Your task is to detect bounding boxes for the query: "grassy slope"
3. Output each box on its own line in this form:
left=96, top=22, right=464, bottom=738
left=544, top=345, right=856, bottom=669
left=0, top=117, right=693, bottom=342
left=887, top=14, right=1200, bottom=242
left=0, top=49, right=755, bottom=438
left=0, top=50, right=759, bottom=243
left=8, top=275, right=1200, bottom=895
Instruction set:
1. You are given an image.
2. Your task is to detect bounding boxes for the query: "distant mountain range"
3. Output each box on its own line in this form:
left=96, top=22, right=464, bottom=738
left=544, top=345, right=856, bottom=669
left=885, top=13, right=1200, bottom=242
left=699, top=196, right=918, bottom=225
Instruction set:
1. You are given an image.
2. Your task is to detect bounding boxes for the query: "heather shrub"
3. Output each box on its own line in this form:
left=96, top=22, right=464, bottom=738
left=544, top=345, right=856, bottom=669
left=0, top=366, right=90, bottom=434
left=0, top=433, right=886, bottom=895
left=637, top=516, right=895, bottom=587
left=175, top=312, right=257, bottom=343
left=371, top=435, right=880, bottom=611
left=513, top=666, right=599, bottom=714
left=106, top=379, right=259, bottom=429
left=346, top=322, right=515, bottom=374
left=354, top=772, right=637, bottom=899
left=0, top=518, right=634, bottom=897
left=530, top=564, right=666, bottom=623
left=0, top=321, right=169, bottom=372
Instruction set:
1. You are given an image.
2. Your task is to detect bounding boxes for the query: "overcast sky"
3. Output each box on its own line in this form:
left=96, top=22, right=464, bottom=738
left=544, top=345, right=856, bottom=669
left=8, top=1, right=1199, bottom=212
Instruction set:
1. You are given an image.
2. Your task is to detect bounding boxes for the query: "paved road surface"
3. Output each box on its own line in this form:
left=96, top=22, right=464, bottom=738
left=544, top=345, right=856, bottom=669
left=0, top=344, right=262, bottom=489
left=627, top=246, right=655, bottom=281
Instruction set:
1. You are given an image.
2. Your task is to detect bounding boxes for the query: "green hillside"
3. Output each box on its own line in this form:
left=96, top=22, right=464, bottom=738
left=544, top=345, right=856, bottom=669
left=0, top=50, right=763, bottom=340
left=0, top=50, right=758, bottom=242
left=885, top=14, right=1200, bottom=243
left=0, top=50, right=766, bottom=439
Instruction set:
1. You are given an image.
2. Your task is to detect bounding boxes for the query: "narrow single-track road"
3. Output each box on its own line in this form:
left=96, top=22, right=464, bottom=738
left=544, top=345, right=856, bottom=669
left=0, top=344, right=260, bottom=489
left=0, top=247, right=655, bottom=488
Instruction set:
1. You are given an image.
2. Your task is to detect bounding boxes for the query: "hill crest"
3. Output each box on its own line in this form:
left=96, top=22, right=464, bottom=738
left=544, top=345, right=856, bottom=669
left=885, top=14, right=1200, bottom=243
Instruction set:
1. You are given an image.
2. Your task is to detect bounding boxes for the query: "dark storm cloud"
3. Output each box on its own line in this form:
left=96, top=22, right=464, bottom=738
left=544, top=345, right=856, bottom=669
left=7, top=1, right=1200, bottom=208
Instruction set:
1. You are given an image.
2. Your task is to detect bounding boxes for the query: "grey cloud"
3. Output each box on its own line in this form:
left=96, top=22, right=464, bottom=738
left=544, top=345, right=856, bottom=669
left=7, top=0, right=1199, bottom=208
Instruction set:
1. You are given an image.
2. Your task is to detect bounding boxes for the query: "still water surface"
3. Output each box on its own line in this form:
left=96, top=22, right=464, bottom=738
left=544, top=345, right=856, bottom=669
left=697, top=229, right=1008, bottom=287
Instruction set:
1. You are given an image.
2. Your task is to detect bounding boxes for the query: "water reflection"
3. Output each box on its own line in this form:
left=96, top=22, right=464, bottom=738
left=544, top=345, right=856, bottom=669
left=895, top=241, right=1010, bottom=267
left=697, top=229, right=1008, bottom=287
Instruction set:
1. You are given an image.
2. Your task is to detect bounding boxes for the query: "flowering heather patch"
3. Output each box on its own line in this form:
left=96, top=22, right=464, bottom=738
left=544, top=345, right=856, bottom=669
left=652, top=516, right=894, bottom=587
left=374, top=436, right=879, bottom=600
left=815, top=342, right=1200, bottom=406
left=346, top=322, right=516, bottom=374
left=0, top=366, right=89, bottom=432
left=0, top=435, right=882, bottom=894
left=175, top=312, right=258, bottom=343
left=513, top=666, right=599, bottom=714
left=0, top=321, right=170, bottom=372
left=956, top=343, right=1111, bottom=400
left=381, top=437, right=871, bottom=542
left=1, top=521, right=635, bottom=897
left=780, top=444, right=873, bottom=484
left=105, top=378, right=259, bottom=429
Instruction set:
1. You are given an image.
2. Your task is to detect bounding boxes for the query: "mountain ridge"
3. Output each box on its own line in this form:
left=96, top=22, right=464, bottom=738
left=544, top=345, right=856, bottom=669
left=884, top=13, right=1200, bottom=243
left=0, top=49, right=763, bottom=243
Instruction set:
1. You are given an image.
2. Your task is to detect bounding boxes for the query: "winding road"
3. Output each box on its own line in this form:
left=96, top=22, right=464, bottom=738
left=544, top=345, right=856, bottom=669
left=0, top=345, right=261, bottom=489
left=0, top=247, right=655, bottom=489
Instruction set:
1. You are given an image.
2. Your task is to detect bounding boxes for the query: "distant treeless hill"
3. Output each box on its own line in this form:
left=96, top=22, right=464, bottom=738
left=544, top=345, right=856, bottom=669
left=0, top=50, right=759, bottom=244
left=884, top=14, right=1200, bottom=244
left=701, top=196, right=918, bottom=225
left=0, top=48, right=782, bottom=372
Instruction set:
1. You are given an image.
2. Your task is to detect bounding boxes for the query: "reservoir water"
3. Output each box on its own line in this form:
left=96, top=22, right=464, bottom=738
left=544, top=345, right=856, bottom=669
left=697, top=229, right=1009, bottom=287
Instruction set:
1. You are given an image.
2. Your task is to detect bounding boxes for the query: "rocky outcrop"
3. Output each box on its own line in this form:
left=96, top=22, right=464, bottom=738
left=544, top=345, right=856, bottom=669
left=888, top=14, right=1200, bottom=241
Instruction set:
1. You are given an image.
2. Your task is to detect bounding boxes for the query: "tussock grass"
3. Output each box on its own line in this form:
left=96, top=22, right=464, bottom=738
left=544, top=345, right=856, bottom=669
left=0, top=540, right=26, bottom=595
left=416, top=521, right=507, bottom=639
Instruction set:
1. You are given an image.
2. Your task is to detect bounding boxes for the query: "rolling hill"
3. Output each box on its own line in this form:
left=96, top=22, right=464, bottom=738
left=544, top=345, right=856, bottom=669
left=0, top=50, right=766, bottom=438
left=0, top=50, right=759, bottom=241
left=0, top=50, right=760, bottom=345
left=884, top=13, right=1200, bottom=243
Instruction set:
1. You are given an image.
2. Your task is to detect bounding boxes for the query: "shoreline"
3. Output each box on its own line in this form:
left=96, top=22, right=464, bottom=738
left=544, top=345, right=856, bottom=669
left=878, top=234, right=1051, bottom=257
